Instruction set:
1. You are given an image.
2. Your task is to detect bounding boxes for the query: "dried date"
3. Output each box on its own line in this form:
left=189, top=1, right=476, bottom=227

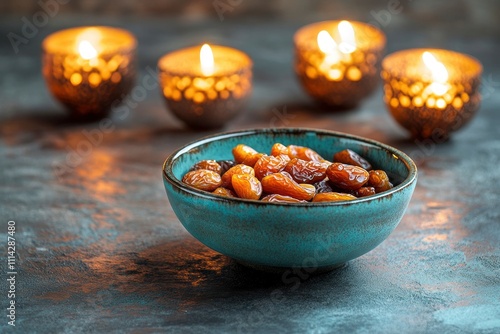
left=254, top=154, right=290, bottom=180
left=233, top=144, right=258, bottom=164
left=326, top=163, right=369, bottom=191
left=212, top=187, right=236, bottom=197
left=232, top=174, right=262, bottom=200
left=368, top=170, right=393, bottom=193
left=191, top=160, right=222, bottom=174
left=261, top=194, right=307, bottom=203
left=312, top=192, right=357, bottom=202
left=221, top=164, right=255, bottom=189
left=182, top=169, right=222, bottom=192
left=314, top=179, right=334, bottom=194
left=353, top=186, right=376, bottom=197
left=333, top=149, right=372, bottom=171
left=261, top=172, right=316, bottom=201
left=242, top=153, right=266, bottom=168
left=284, top=158, right=327, bottom=184
left=217, top=160, right=237, bottom=175
left=271, top=143, right=326, bottom=162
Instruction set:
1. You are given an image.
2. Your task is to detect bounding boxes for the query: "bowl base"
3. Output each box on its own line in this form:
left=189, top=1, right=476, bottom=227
left=235, top=260, right=348, bottom=274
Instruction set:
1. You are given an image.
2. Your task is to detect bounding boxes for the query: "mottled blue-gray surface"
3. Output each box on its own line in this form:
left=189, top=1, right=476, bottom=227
left=0, top=8, right=499, bottom=334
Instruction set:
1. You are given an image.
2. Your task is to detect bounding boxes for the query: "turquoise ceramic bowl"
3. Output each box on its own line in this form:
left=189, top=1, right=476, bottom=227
left=163, top=128, right=417, bottom=271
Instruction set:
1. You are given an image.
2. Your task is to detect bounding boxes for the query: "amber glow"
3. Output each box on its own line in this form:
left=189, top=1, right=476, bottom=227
left=200, top=44, right=215, bottom=76
left=422, top=51, right=449, bottom=96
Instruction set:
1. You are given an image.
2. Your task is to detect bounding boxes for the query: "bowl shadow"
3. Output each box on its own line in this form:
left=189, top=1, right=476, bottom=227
left=135, top=237, right=352, bottom=293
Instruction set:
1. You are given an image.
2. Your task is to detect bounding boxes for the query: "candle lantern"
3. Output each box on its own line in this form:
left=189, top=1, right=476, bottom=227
left=42, top=26, right=136, bottom=119
left=382, top=49, right=482, bottom=139
left=294, top=20, right=386, bottom=107
left=158, top=44, right=252, bottom=129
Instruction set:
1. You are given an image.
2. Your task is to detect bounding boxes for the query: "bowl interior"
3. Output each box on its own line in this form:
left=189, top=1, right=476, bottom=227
left=166, top=128, right=413, bottom=196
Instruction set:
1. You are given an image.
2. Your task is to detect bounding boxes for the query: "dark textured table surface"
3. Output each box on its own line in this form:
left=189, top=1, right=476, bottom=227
left=0, top=14, right=499, bottom=334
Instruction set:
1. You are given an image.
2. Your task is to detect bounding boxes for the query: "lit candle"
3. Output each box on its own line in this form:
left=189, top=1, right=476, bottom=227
left=294, top=20, right=386, bottom=107
left=382, top=48, right=482, bottom=139
left=42, top=26, right=136, bottom=119
left=158, top=44, right=252, bottom=129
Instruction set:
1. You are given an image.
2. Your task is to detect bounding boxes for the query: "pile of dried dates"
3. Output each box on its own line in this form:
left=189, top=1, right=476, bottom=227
left=182, top=143, right=393, bottom=203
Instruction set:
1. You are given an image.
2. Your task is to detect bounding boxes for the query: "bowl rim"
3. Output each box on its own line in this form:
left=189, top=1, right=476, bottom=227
left=163, top=128, right=417, bottom=206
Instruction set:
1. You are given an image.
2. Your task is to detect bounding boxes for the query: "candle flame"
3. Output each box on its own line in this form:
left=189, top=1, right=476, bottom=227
left=338, top=21, right=356, bottom=54
left=77, top=28, right=101, bottom=60
left=317, top=30, right=341, bottom=66
left=317, top=30, right=337, bottom=54
left=422, top=51, right=449, bottom=96
left=422, top=52, right=449, bottom=83
left=200, top=44, right=215, bottom=76
left=78, top=40, right=98, bottom=60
